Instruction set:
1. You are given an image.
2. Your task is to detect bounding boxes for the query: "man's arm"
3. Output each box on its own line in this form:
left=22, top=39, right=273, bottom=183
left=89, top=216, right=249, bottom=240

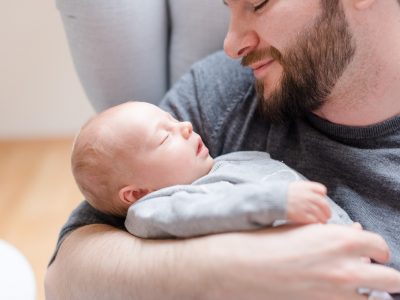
left=45, top=224, right=214, bottom=299
left=45, top=223, right=400, bottom=300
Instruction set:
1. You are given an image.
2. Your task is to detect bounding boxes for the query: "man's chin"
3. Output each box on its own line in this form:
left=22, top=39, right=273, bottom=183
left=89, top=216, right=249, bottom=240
left=255, top=76, right=281, bottom=95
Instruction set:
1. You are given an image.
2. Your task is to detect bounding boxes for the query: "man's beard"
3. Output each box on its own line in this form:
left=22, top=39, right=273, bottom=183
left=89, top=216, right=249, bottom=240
left=242, top=1, right=356, bottom=124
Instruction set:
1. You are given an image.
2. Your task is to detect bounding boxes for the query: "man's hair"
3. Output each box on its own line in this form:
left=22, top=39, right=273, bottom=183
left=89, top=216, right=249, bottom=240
left=71, top=118, right=128, bottom=217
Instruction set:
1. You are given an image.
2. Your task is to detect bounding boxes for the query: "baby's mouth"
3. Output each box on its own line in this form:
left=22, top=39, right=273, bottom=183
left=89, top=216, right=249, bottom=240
left=197, top=138, right=203, bottom=155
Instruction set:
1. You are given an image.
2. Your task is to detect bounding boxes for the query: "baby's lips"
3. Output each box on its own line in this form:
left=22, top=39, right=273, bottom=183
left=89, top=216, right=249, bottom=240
left=196, top=137, right=204, bottom=155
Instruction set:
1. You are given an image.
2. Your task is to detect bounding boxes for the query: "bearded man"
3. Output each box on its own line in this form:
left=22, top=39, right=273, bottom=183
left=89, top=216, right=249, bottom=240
left=46, top=1, right=400, bottom=299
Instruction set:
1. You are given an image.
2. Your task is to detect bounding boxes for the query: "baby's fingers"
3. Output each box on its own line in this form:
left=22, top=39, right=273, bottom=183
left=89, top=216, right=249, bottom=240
left=309, top=196, right=331, bottom=223
left=307, top=181, right=328, bottom=195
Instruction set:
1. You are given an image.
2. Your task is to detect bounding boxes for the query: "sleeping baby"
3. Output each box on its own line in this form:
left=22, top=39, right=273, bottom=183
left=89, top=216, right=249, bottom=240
left=71, top=101, right=354, bottom=238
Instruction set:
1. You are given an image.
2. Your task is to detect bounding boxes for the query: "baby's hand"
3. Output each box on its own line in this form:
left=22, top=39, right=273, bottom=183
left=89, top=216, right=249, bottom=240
left=287, top=181, right=331, bottom=224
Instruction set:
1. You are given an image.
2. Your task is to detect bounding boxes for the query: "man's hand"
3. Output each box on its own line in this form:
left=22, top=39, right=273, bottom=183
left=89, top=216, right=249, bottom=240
left=204, top=224, right=400, bottom=300
left=287, top=181, right=331, bottom=224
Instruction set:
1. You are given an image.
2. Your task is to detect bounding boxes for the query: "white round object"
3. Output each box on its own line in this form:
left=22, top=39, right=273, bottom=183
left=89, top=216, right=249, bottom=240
left=0, top=240, right=36, bottom=300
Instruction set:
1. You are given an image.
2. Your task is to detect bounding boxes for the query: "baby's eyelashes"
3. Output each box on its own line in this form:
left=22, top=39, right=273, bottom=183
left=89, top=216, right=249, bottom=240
left=160, top=134, right=169, bottom=145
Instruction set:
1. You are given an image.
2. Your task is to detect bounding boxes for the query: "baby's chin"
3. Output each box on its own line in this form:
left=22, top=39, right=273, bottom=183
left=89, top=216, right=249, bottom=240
left=204, top=155, right=215, bottom=173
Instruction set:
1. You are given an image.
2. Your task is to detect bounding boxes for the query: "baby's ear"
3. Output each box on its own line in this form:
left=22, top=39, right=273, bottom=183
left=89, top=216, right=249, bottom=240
left=119, top=186, right=150, bottom=205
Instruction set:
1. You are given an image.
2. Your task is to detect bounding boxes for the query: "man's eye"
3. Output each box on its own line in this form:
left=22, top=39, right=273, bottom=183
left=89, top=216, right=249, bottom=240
left=254, top=0, right=268, bottom=12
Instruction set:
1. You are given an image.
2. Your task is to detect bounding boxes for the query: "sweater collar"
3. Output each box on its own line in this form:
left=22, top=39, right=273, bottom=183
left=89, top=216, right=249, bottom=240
left=305, top=112, right=400, bottom=140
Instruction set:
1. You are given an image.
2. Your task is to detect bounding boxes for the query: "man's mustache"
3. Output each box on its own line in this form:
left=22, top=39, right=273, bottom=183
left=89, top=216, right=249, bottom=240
left=241, top=46, right=283, bottom=67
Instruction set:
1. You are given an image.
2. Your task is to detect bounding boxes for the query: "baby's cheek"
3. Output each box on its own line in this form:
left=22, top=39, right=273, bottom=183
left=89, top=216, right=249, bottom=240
left=174, top=148, right=194, bottom=164
left=176, top=157, right=194, bottom=174
left=176, top=157, right=198, bottom=179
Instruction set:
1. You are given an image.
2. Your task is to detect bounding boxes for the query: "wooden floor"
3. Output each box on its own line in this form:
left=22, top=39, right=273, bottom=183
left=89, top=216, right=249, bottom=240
left=0, top=138, right=83, bottom=300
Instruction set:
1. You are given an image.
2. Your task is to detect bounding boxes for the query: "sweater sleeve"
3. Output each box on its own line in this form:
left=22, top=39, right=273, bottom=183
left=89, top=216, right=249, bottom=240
left=125, top=181, right=288, bottom=239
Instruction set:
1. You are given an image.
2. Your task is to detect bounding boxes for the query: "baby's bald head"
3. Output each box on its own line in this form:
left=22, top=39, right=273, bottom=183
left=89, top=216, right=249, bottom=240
left=71, top=102, right=141, bottom=216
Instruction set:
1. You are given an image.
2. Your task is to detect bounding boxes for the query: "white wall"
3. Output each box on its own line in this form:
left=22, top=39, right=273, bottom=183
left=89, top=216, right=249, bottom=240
left=0, top=0, right=95, bottom=139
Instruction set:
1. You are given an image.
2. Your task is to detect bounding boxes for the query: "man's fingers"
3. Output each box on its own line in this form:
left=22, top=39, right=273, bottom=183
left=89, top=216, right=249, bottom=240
left=352, top=222, right=363, bottom=230
left=350, top=231, right=391, bottom=264
left=355, top=264, right=400, bottom=294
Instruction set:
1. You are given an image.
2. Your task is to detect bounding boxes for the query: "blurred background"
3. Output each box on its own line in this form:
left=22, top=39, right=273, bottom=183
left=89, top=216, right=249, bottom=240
left=0, top=0, right=94, bottom=299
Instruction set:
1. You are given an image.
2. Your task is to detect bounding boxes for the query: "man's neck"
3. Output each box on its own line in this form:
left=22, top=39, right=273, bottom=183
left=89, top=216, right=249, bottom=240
left=313, top=2, right=400, bottom=127
left=314, top=50, right=400, bottom=127
left=314, top=85, right=400, bottom=127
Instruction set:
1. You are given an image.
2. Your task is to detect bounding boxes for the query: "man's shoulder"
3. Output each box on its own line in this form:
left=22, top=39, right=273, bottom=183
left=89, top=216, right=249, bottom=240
left=192, top=51, right=253, bottom=84
left=162, top=51, right=254, bottom=111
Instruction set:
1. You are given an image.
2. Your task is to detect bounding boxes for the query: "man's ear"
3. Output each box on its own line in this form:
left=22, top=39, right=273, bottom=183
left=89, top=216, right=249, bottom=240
left=353, top=0, right=376, bottom=10
left=119, top=185, right=151, bottom=206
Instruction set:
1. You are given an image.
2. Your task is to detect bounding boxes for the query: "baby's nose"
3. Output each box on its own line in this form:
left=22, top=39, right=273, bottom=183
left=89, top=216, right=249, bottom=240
left=180, top=121, right=193, bottom=139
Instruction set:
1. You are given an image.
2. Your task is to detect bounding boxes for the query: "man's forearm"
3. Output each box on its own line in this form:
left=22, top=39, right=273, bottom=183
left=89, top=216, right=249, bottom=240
left=45, top=224, right=217, bottom=300
left=46, top=223, right=400, bottom=300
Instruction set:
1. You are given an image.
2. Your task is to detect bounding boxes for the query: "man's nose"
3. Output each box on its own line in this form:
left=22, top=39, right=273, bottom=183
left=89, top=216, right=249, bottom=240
left=179, top=121, right=193, bottom=139
left=224, top=15, right=258, bottom=59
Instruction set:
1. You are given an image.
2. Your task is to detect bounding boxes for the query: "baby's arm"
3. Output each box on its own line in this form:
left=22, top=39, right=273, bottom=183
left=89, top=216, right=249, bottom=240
left=125, top=181, right=289, bottom=238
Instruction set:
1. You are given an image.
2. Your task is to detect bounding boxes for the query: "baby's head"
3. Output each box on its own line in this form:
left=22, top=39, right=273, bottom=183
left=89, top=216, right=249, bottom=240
left=71, top=101, right=214, bottom=216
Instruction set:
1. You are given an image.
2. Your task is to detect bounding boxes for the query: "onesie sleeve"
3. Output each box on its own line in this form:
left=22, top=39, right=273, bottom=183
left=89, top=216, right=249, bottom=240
left=125, top=181, right=288, bottom=239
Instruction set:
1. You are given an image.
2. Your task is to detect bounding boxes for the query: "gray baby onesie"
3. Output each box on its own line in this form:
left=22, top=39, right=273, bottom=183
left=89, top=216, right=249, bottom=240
left=125, top=151, right=352, bottom=238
